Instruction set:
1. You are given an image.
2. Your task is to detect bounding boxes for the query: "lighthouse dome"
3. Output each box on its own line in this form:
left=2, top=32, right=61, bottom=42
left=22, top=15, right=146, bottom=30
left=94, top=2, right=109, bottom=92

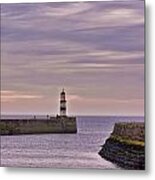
left=61, top=89, right=65, bottom=95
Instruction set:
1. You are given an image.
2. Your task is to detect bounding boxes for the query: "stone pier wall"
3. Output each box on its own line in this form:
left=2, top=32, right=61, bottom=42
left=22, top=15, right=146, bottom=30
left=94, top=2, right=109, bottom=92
left=111, top=122, right=144, bottom=141
left=0, top=116, right=77, bottom=135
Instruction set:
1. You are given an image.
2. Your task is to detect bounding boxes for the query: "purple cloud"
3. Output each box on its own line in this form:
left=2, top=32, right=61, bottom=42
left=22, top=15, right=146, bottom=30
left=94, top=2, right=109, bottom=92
left=1, top=1, right=144, bottom=115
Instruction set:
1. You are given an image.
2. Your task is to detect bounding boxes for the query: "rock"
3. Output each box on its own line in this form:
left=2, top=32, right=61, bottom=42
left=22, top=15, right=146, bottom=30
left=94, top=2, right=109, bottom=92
left=99, top=122, right=145, bottom=170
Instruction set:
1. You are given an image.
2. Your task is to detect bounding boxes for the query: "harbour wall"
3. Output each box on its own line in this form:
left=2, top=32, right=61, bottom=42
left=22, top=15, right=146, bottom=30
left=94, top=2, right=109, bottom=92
left=0, top=116, right=77, bottom=135
left=99, top=122, right=145, bottom=170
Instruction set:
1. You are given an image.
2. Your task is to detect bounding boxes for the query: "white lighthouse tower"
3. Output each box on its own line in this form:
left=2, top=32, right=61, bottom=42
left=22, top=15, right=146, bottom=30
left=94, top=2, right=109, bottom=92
left=60, top=89, right=67, bottom=117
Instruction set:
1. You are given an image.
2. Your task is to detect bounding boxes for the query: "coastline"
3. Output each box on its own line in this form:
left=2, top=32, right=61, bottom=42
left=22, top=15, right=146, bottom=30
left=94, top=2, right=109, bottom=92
left=99, top=122, right=145, bottom=170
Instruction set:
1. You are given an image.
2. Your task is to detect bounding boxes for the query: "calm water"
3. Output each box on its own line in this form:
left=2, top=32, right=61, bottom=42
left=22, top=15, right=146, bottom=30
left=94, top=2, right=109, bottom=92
left=1, top=116, right=144, bottom=169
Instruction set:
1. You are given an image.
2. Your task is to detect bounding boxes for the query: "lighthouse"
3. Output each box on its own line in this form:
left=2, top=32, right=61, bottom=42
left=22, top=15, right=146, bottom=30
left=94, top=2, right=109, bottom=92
left=60, top=89, right=67, bottom=116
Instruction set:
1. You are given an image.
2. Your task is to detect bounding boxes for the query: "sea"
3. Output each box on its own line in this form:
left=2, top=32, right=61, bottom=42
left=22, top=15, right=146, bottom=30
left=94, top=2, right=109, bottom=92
left=0, top=115, right=144, bottom=169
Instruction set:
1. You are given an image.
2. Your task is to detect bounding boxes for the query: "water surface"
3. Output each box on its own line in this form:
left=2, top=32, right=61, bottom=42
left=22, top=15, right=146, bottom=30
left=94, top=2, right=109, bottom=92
left=1, top=116, right=144, bottom=169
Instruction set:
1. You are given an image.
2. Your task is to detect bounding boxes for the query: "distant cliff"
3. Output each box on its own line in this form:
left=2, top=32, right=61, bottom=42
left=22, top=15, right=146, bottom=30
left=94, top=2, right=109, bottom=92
left=0, top=116, right=77, bottom=135
left=99, top=122, right=145, bottom=170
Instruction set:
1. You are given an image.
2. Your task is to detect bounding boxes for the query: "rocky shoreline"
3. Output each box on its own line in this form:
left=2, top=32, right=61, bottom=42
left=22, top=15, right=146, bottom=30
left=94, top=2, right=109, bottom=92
left=99, top=122, right=145, bottom=170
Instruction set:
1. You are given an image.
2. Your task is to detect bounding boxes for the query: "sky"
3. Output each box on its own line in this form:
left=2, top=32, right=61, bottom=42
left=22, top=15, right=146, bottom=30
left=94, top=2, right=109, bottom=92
left=1, top=0, right=144, bottom=116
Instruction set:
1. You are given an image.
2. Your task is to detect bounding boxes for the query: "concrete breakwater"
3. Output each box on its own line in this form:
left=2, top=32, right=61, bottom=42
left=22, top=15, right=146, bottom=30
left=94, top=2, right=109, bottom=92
left=0, top=116, right=77, bottom=135
left=99, top=122, right=145, bottom=170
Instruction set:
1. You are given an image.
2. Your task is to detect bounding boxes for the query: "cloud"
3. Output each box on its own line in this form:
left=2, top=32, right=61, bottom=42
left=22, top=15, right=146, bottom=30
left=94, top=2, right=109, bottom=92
left=1, top=90, right=43, bottom=102
left=1, top=1, right=144, bottom=115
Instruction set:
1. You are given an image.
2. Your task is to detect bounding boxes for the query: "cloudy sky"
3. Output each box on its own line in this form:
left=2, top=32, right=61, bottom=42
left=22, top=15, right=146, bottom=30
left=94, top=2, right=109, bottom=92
left=1, top=0, right=144, bottom=116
